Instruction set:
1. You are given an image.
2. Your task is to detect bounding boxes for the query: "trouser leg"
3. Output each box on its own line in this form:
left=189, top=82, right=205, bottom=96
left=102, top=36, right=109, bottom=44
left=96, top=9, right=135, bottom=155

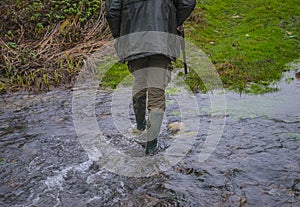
left=128, top=59, right=148, bottom=131
left=146, top=55, right=172, bottom=112
left=145, top=55, right=172, bottom=154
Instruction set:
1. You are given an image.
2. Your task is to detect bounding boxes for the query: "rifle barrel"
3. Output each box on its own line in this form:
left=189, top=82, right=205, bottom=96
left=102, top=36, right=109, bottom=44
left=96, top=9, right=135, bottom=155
left=179, top=25, right=188, bottom=74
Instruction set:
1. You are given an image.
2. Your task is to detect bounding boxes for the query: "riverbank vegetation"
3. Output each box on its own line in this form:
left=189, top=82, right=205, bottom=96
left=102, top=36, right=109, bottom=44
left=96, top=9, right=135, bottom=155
left=186, top=0, right=300, bottom=93
left=0, top=0, right=110, bottom=93
left=0, top=0, right=299, bottom=94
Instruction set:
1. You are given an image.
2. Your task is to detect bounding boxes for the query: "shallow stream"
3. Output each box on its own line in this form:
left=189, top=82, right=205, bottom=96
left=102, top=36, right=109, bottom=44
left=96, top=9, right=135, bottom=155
left=0, top=67, right=299, bottom=206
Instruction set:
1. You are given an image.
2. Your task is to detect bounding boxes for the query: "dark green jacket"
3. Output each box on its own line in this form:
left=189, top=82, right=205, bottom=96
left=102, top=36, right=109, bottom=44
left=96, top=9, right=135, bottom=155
left=105, top=0, right=196, bottom=62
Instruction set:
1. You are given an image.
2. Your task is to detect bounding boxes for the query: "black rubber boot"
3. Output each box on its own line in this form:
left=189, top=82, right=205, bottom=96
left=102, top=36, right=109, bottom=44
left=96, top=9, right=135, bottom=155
left=133, top=93, right=147, bottom=131
left=145, top=110, right=164, bottom=155
left=145, top=138, right=158, bottom=154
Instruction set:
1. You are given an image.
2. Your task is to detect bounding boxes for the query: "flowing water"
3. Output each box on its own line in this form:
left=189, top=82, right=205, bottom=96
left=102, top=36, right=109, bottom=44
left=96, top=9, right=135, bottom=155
left=0, top=67, right=299, bottom=206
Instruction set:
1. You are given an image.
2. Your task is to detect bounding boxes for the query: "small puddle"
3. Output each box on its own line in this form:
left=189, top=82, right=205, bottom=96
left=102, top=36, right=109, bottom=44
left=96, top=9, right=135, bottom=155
left=226, top=69, right=300, bottom=123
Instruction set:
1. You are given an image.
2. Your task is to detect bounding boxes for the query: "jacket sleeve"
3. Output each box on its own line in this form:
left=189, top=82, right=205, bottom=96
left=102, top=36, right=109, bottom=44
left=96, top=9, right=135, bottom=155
left=105, top=0, right=122, bottom=38
left=176, top=0, right=196, bottom=26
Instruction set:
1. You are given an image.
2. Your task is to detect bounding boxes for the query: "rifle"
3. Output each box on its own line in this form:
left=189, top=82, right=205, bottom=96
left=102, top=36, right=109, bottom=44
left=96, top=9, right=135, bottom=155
left=178, top=25, right=188, bottom=74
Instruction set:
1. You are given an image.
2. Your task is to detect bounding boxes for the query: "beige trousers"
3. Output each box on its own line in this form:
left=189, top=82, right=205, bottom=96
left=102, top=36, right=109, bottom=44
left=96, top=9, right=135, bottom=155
left=128, top=55, right=172, bottom=130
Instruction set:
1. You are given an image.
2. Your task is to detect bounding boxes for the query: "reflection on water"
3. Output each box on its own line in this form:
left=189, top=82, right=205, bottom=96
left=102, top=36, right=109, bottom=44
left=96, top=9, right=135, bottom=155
left=0, top=67, right=299, bottom=206
left=227, top=70, right=300, bottom=122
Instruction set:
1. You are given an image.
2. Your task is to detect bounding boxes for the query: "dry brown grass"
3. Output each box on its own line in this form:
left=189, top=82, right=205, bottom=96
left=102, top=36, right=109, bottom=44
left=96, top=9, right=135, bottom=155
left=0, top=2, right=111, bottom=93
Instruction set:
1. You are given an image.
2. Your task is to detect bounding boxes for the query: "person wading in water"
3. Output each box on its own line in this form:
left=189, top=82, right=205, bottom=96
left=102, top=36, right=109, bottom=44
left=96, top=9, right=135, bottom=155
left=105, top=0, right=196, bottom=154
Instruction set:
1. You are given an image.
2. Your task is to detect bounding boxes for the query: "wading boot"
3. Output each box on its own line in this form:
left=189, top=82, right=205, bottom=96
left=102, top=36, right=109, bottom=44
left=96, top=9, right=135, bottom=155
left=130, top=93, right=147, bottom=146
left=133, top=94, right=146, bottom=131
left=145, top=110, right=164, bottom=155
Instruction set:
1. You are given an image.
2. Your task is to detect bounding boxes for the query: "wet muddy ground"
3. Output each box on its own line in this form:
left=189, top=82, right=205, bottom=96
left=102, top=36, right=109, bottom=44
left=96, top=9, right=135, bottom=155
left=0, top=70, right=299, bottom=206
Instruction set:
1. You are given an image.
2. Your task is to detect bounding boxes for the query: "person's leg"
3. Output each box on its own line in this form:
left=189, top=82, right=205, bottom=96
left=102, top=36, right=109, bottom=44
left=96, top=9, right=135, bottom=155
left=145, top=55, right=172, bottom=154
left=128, top=58, right=148, bottom=131
left=147, top=55, right=172, bottom=111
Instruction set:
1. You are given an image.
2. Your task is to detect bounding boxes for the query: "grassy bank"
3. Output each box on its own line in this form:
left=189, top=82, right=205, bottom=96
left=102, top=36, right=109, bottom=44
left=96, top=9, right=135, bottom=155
left=94, top=0, right=300, bottom=93
left=186, top=0, right=300, bottom=93
left=0, top=0, right=299, bottom=93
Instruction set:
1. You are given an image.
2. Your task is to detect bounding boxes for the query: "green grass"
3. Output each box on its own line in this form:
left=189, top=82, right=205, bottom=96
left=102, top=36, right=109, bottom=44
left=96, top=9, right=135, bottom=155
left=185, top=0, right=300, bottom=93
left=100, top=62, right=131, bottom=89
left=99, top=0, right=300, bottom=94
